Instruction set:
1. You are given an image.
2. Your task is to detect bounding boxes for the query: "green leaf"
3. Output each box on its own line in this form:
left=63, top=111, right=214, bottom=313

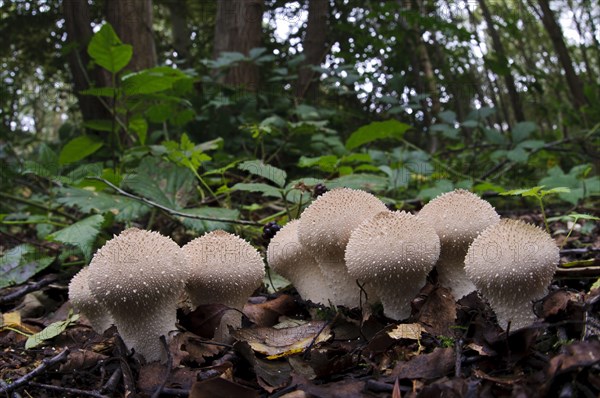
left=128, top=116, right=148, bottom=145
left=543, top=187, right=571, bottom=195
left=345, top=120, right=411, bottom=150
left=25, top=310, right=79, bottom=349
left=0, top=244, right=54, bottom=289
left=47, top=215, right=105, bottom=261
left=438, top=110, right=457, bottom=124
left=483, top=128, right=506, bottom=145
left=500, top=186, right=544, bottom=197
left=511, top=121, right=537, bottom=143
left=506, top=146, right=529, bottom=163
left=418, top=179, right=455, bottom=200
left=83, top=119, right=114, bottom=133
left=122, top=67, right=187, bottom=95
left=231, top=183, right=282, bottom=198
left=298, top=155, right=339, bottom=173
left=122, top=157, right=196, bottom=209
left=80, top=87, right=117, bottom=97
left=178, top=207, right=240, bottom=233
left=87, top=23, right=132, bottom=74
left=59, top=136, right=104, bottom=165
left=56, top=187, right=150, bottom=222
left=327, top=174, right=389, bottom=191
left=238, top=160, right=287, bottom=187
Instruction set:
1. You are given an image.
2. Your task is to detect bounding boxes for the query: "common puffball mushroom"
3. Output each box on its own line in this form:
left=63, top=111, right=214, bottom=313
left=69, top=267, right=113, bottom=333
left=345, top=211, right=440, bottom=320
left=298, top=188, right=388, bottom=308
left=87, top=228, right=187, bottom=363
left=267, top=220, right=331, bottom=304
left=417, top=189, right=500, bottom=299
left=183, top=230, right=265, bottom=340
left=464, top=219, right=559, bottom=330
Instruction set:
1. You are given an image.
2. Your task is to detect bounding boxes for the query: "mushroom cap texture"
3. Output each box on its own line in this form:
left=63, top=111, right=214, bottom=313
left=87, top=228, right=187, bottom=308
left=345, top=211, right=440, bottom=281
left=464, top=219, right=559, bottom=329
left=183, top=230, right=265, bottom=309
left=298, top=188, right=388, bottom=258
left=417, top=189, right=500, bottom=252
left=267, top=220, right=331, bottom=304
left=68, top=267, right=113, bottom=333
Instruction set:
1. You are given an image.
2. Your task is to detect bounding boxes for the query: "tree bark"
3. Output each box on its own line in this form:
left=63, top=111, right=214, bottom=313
left=213, top=0, right=264, bottom=90
left=295, top=0, right=328, bottom=101
left=62, top=0, right=111, bottom=122
left=164, top=0, right=192, bottom=68
left=478, top=0, right=525, bottom=123
left=536, top=0, right=587, bottom=109
left=106, top=0, right=157, bottom=71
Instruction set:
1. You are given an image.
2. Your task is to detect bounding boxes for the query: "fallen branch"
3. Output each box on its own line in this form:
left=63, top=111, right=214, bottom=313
left=0, top=348, right=70, bottom=395
left=28, top=382, right=109, bottom=398
left=0, top=275, right=59, bottom=304
left=86, top=177, right=262, bottom=226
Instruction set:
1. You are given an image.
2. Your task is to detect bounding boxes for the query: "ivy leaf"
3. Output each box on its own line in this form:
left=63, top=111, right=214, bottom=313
left=178, top=208, right=240, bottom=233
left=47, top=215, right=105, bottom=261
left=231, top=183, right=282, bottom=198
left=59, top=136, right=104, bottom=165
left=56, top=187, right=150, bottom=221
left=0, top=244, right=55, bottom=289
left=25, top=310, right=80, bottom=349
left=238, top=160, right=287, bottom=187
left=346, top=120, right=411, bottom=150
left=87, top=23, right=132, bottom=74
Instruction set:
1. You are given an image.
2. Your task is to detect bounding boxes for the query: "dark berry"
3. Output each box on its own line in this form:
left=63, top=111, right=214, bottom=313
left=313, top=183, right=328, bottom=197
left=262, top=222, right=281, bottom=241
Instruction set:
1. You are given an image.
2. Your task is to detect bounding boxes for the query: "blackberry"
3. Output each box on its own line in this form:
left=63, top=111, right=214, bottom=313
left=313, top=183, right=328, bottom=197
left=262, top=221, right=281, bottom=241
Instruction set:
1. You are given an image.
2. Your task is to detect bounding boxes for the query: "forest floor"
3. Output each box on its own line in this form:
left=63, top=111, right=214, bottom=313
left=0, top=213, right=599, bottom=398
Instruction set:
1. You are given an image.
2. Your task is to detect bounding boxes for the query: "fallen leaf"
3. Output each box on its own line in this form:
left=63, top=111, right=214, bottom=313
left=392, top=348, right=455, bottom=380
left=25, top=309, right=79, bottom=349
left=1, top=311, right=37, bottom=335
left=243, top=295, right=299, bottom=327
left=414, top=286, right=457, bottom=337
left=178, top=304, right=229, bottom=339
left=232, top=321, right=331, bottom=359
left=545, top=340, right=600, bottom=377
left=170, top=332, right=223, bottom=367
left=388, top=323, right=424, bottom=341
left=59, top=349, right=108, bottom=372
left=235, top=340, right=292, bottom=393
left=189, top=376, right=259, bottom=398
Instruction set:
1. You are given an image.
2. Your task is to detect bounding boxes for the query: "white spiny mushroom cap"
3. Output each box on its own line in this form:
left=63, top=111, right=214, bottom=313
left=297, top=188, right=388, bottom=307
left=183, top=230, right=265, bottom=310
left=267, top=220, right=331, bottom=304
left=346, top=211, right=440, bottom=320
left=417, top=189, right=500, bottom=299
left=68, top=267, right=113, bottom=334
left=464, top=219, right=559, bottom=330
left=87, top=228, right=187, bottom=363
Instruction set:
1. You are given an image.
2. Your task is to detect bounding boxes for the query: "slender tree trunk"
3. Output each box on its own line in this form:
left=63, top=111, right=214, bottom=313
left=567, top=0, right=594, bottom=81
left=213, top=0, right=264, bottom=90
left=62, top=0, right=111, bottom=122
left=106, top=0, right=157, bottom=71
left=536, top=0, right=587, bottom=108
left=478, top=0, right=525, bottom=123
left=295, top=0, right=328, bottom=101
left=582, top=0, right=600, bottom=73
left=165, top=0, right=192, bottom=68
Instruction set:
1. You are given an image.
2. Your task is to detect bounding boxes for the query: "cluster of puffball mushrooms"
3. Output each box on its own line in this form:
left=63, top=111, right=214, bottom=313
left=69, top=229, right=265, bottom=363
left=69, top=188, right=560, bottom=363
left=268, top=188, right=560, bottom=329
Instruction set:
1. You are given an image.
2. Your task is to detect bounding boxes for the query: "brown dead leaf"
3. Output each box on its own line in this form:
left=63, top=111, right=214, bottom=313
left=392, top=378, right=401, bottom=398
left=243, top=294, right=299, bottom=327
left=189, top=376, right=259, bottom=398
left=539, top=289, right=583, bottom=318
left=546, top=340, right=600, bottom=377
left=59, top=349, right=108, bottom=372
left=178, top=304, right=230, bottom=339
left=307, top=346, right=356, bottom=378
left=170, top=332, right=223, bottom=367
left=392, top=348, right=455, bottom=380
left=297, top=377, right=369, bottom=398
left=388, top=323, right=424, bottom=341
left=235, top=341, right=292, bottom=393
left=414, top=286, right=457, bottom=337
left=232, top=321, right=331, bottom=359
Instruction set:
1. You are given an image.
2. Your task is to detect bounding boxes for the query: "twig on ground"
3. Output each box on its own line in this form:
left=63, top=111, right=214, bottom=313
left=151, top=336, right=173, bottom=398
left=86, top=177, right=262, bottom=226
left=0, top=275, right=59, bottom=304
left=455, top=338, right=464, bottom=377
left=302, top=315, right=336, bottom=360
left=114, top=335, right=136, bottom=396
left=0, top=348, right=70, bottom=395
left=100, top=367, right=122, bottom=395
left=560, top=247, right=600, bottom=255
left=555, top=266, right=600, bottom=278
left=28, top=382, right=109, bottom=398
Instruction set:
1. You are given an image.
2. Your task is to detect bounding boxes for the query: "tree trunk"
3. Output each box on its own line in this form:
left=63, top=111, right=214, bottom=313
left=62, top=0, right=111, bottom=122
left=536, top=0, right=587, bottom=109
left=295, top=0, right=328, bottom=101
left=213, top=0, right=264, bottom=90
left=106, top=0, right=157, bottom=71
left=478, top=0, right=525, bottom=123
left=165, top=0, right=192, bottom=68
